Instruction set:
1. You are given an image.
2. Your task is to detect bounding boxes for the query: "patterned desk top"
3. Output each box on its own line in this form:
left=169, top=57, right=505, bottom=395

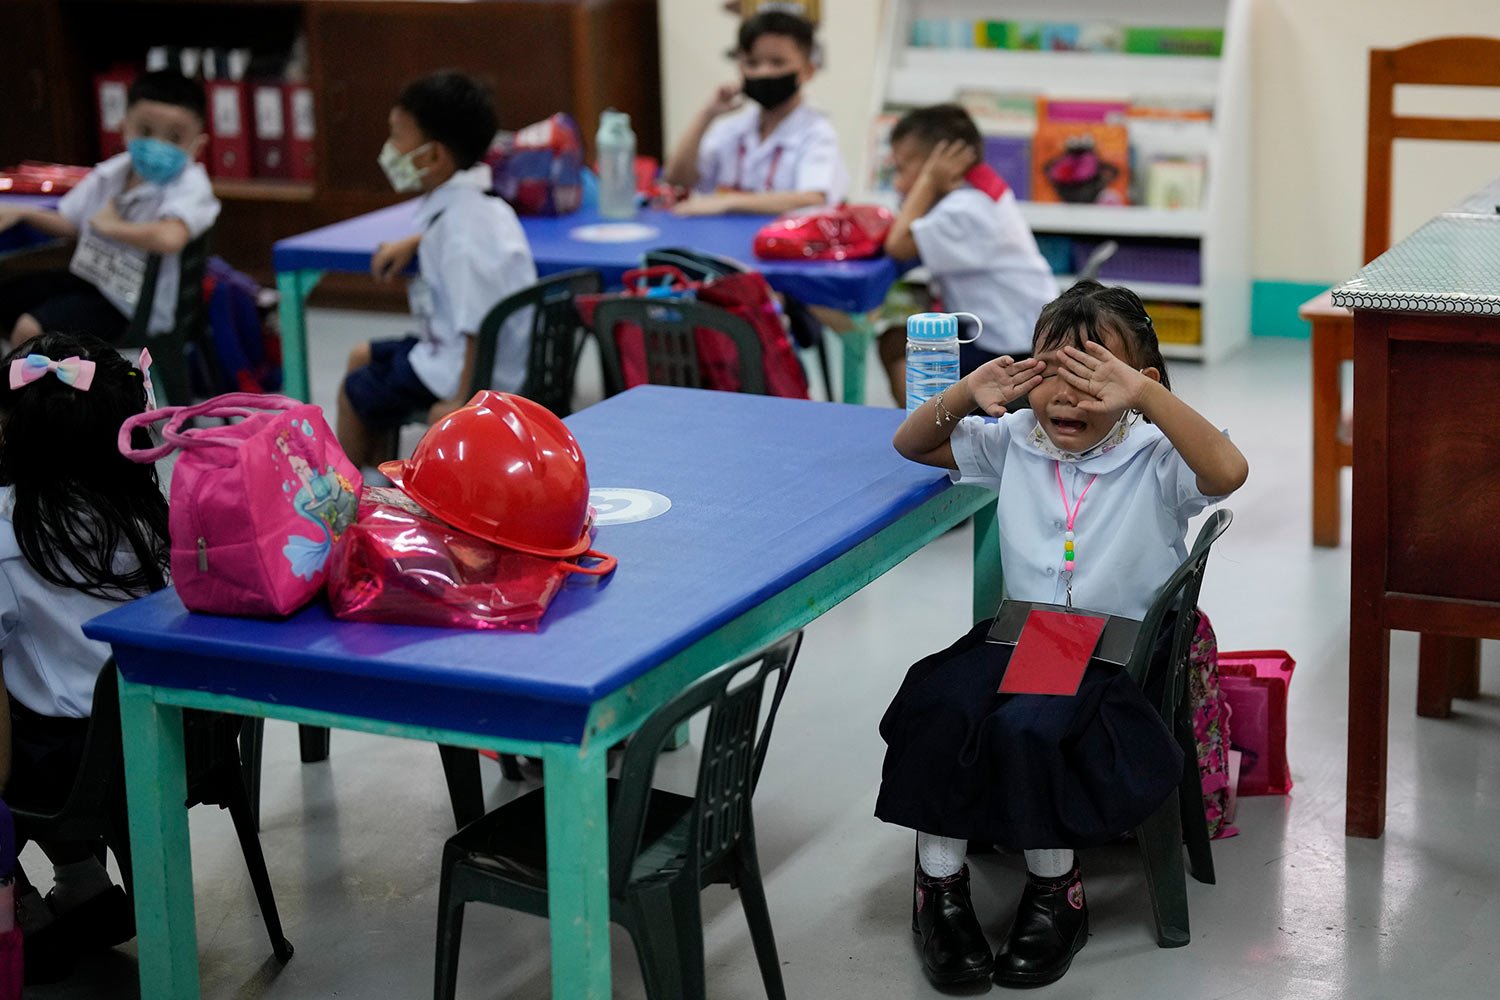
left=1332, top=202, right=1500, bottom=315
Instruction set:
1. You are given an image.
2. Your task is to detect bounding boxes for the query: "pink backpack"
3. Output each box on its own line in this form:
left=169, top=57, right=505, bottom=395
left=119, top=393, right=362, bottom=617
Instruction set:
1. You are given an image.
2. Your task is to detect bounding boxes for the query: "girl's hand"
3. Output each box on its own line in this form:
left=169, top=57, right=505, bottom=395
left=89, top=200, right=124, bottom=238
left=704, top=82, right=743, bottom=118
left=672, top=192, right=737, bottom=216
left=1058, top=341, right=1152, bottom=412
left=968, top=356, right=1044, bottom=416
left=919, top=140, right=977, bottom=194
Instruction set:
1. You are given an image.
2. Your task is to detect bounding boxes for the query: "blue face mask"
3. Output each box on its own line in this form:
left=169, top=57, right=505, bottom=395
left=127, top=137, right=190, bottom=185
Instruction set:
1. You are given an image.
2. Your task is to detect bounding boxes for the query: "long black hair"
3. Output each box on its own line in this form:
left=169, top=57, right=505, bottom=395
left=0, top=332, right=169, bottom=600
left=1033, top=280, right=1171, bottom=394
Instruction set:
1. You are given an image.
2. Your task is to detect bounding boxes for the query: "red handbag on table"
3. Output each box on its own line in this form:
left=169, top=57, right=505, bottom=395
left=577, top=265, right=810, bottom=399
left=752, top=204, right=894, bottom=261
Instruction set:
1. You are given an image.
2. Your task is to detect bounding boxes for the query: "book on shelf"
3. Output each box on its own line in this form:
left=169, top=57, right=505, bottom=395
left=1143, top=158, right=1206, bottom=210
left=1031, top=98, right=1129, bottom=206
left=956, top=89, right=1036, bottom=136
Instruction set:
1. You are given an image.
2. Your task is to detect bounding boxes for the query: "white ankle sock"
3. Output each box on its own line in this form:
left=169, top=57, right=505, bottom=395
left=48, top=858, right=113, bottom=913
left=917, top=832, right=967, bottom=878
left=1023, top=848, right=1075, bottom=879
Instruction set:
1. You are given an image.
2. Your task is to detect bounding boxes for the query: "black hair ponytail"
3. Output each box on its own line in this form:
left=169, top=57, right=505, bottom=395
left=0, top=332, right=170, bottom=600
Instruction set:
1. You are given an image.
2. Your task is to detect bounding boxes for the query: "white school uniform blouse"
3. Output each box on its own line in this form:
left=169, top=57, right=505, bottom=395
left=408, top=166, right=539, bottom=400
left=0, top=488, right=142, bottom=718
left=696, top=103, right=848, bottom=205
left=910, top=186, right=1057, bottom=357
left=57, top=152, right=221, bottom=335
left=950, top=412, right=1228, bottom=621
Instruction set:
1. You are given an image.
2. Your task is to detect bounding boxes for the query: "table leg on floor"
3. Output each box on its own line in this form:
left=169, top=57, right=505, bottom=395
left=1311, top=319, right=1344, bottom=547
left=841, top=314, right=875, bottom=406
left=276, top=268, right=323, bottom=403
left=972, top=499, right=1003, bottom=625
left=118, top=677, right=200, bottom=1000
left=1449, top=637, right=1482, bottom=700
left=542, top=742, right=613, bottom=999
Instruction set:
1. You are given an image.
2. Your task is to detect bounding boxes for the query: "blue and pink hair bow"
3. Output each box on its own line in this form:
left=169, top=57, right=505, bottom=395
left=9, top=353, right=96, bottom=392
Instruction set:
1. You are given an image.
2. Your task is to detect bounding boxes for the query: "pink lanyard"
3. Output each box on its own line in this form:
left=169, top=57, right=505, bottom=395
left=734, top=139, right=784, bottom=192
left=1055, top=461, right=1097, bottom=607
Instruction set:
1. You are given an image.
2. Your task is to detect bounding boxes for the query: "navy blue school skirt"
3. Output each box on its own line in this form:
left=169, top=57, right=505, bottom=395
left=875, top=618, right=1183, bottom=849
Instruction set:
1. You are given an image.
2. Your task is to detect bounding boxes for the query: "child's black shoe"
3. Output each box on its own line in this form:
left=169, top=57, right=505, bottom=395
left=991, top=867, right=1088, bottom=988
left=912, top=864, right=993, bottom=986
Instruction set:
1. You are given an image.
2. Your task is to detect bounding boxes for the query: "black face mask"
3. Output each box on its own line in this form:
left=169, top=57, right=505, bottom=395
left=742, top=72, right=799, bottom=110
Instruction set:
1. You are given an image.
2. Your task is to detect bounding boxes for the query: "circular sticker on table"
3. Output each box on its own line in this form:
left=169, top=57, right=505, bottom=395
left=568, top=223, right=661, bottom=243
left=589, top=488, right=672, bottom=525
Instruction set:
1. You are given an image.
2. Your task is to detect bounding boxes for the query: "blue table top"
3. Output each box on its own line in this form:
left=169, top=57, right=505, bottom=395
left=85, top=388, right=948, bottom=738
left=0, top=194, right=62, bottom=257
left=272, top=201, right=902, bottom=313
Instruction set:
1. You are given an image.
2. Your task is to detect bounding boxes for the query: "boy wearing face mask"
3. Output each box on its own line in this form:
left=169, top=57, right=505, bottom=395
left=0, top=70, right=220, bottom=348
left=335, top=70, right=536, bottom=472
left=664, top=10, right=848, bottom=216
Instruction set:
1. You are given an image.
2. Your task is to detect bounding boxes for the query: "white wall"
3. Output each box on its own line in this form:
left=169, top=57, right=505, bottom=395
left=658, top=0, right=1500, bottom=286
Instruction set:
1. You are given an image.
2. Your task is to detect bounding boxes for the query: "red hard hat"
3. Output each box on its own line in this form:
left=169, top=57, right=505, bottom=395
left=379, top=391, right=592, bottom=558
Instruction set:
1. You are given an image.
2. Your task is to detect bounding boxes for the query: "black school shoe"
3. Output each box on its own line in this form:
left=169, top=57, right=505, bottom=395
left=912, top=864, right=994, bottom=986
left=991, top=867, right=1088, bottom=988
left=23, top=885, right=137, bottom=984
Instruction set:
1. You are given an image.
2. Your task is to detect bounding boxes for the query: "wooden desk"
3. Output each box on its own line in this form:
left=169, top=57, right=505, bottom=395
left=1333, top=183, right=1500, bottom=838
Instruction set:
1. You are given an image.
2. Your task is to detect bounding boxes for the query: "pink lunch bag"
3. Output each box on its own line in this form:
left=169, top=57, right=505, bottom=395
left=118, top=393, right=362, bottom=617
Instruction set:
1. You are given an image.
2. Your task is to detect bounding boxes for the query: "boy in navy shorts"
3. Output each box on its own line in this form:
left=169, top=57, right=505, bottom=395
left=337, top=71, right=536, bottom=469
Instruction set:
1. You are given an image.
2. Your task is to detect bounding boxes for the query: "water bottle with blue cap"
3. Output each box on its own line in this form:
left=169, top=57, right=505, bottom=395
left=906, top=312, right=982, bottom=413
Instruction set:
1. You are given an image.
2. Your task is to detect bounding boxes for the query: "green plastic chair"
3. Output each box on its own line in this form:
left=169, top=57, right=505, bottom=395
left=591, top=296, right=767, bottom=398
left=1126, top=508, right=1233, bottom=947
left=7, top=660, right=294, bottom=964
left=116, top=228, right=214, bottom=406
left=432, top=631, right=804, bottom=1000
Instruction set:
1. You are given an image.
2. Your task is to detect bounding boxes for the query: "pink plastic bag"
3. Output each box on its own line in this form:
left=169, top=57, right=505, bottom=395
left=327, top=489, right=614, bottom=630
left=0, top=928, right=18, bottom=1000
left=118, top=393, right=362, bottom=617
left=1218, top=650, right=1296, bottom=796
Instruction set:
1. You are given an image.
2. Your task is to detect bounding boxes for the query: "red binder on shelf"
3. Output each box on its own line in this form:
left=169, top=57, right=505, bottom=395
left=207, top=80, right=252, bottom=179
left=251, top=82, right=291, bottom=179
left=287, top=84, right=315, bottom=181
left=93, top=67, right=137, bottom=160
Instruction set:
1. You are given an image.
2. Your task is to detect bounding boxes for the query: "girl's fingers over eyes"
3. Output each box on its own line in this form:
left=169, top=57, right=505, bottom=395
left=1058, top=369, right=1095, bottom=392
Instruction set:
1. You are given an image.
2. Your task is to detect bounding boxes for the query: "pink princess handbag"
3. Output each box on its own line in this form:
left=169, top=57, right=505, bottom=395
left=118, top=393, right=362, bottom=616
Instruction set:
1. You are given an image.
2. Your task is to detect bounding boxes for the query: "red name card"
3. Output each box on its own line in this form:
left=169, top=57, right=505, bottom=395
left=998, top=609, right=1106, bottom=696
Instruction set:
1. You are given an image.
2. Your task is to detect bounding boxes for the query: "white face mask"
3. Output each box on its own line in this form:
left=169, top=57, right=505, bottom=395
left=377, top=140, right=432, bottom=193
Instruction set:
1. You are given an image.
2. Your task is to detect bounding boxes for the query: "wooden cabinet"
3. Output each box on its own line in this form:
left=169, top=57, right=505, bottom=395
left=1, top=0, right=661, bottom=282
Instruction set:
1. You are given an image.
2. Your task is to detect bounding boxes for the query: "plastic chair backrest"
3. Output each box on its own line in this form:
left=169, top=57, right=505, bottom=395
left=607, top=632, right=802, bottom=896
left=469, top=268, right=603, bottom=417
left=119, top=230, right=215, bottom=405
left=642, top=247, right=751, bottom=282
left=592, top=297, right=767, bottom=397
left=1074, top=240, right=1119, bottom=283
left=1364, top=36, right=1500, bottom=263
left=8, top=661, right=122, bottom=837
left=1126, top=509, right=1233, bottom=720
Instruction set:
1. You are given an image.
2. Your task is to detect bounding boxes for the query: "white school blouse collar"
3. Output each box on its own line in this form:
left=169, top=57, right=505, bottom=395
left=414, top=164, right=494, bottom=228
left=1009, top=410, right=1165, bottom=475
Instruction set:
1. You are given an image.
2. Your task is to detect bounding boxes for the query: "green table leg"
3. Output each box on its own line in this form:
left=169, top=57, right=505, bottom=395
left=972, top=498, right=1003, bottom=624
left=841, top=314, right=875, bottom=406
left=542, top=742, right=613, bottom=999
left=118, top=677, right=200, bottom=1000
left=276, top=268, right=323, bottom=403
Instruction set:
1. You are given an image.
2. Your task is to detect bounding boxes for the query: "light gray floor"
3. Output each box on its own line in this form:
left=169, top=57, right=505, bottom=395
left=28, top=318, right=1499, bottom=999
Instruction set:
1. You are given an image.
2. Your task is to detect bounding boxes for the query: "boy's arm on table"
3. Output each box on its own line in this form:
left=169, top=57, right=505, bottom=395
left=0, top=207, right=80, bottom=239
left=672, top=188, right=825, bottom=217
left=373, top=234, right=422, bottom=281
left=893, top=358, right=1043, bottom=470
left=89, top=202, right=191, bottom=256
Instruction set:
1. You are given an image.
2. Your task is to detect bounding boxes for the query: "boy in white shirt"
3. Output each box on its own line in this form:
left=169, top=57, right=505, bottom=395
left=664, top=10, right=848, bottom=216
left=0, top=70, right=221, bottom=346
left=338, top=71, right=537, bottom=470
left=880, top=104, right=1057, bottom=408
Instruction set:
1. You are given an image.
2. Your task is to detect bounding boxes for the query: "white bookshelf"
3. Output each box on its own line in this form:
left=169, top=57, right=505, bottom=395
left=867, top=0, right=1253, bottom=363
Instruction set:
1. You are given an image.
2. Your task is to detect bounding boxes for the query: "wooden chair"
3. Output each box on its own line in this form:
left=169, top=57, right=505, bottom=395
left=1306, top=36, right=1500, bottom=548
